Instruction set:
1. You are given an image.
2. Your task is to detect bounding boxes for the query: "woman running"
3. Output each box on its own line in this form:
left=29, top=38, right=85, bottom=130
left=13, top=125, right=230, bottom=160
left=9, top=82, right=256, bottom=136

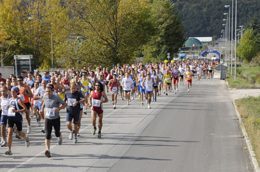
left=5, top=87, right=30, bottom=155
left=108, top=74, right=120, bottom=109
left=88, top=82, right=108, bottom=138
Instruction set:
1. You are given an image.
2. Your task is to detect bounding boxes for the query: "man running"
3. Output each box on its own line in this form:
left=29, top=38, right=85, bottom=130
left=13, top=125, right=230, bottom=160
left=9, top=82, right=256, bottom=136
left=65, top=83, right=85, bottom=143
left=40, top=84, right=66, bottom=158
left=121, top=72, right=134, bottom=105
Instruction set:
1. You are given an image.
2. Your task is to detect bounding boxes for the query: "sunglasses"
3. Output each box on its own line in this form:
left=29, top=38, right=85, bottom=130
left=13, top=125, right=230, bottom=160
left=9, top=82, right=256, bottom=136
left=95, top=85, right=100, bottom=87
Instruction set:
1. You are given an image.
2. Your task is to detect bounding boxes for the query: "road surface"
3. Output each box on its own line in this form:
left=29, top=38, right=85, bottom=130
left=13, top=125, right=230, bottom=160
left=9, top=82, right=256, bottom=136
left=0, top=78, right=253, bottom=172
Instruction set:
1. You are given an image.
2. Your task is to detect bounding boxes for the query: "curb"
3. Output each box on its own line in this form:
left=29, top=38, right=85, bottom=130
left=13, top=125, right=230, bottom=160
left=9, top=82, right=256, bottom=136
left=232, top=100, right=260, bottom=172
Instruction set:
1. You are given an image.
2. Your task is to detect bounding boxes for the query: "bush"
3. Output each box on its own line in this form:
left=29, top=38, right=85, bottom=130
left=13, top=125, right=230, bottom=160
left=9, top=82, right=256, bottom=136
left=251, top=52, right=260, bottom=66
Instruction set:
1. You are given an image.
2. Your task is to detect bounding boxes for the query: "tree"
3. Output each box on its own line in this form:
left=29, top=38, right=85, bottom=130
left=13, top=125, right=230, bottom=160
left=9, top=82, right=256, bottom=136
left=237, top=28, right=258, bottom=62
left=67, top=0, right=155, bottom=66
left=143, top=0, right=185, bottom=62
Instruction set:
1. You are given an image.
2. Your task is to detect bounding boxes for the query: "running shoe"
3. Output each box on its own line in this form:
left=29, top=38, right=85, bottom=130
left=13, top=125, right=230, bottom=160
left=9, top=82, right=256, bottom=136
left=1, top=140, right=7, bottom=147
left=27, top=126, right=31, bottom=134
left=37, top=120, right=41, bottom=127
left=93, top=127, right=97, bottom=135
left=25, top=137, right=30, bottom=147
left=68, top=131, right=73, bottom=140
left=41, top=129, right=45, bottom=133
left=74, top=137, right=78, bottom=144
left=113, top=105, right=116, bottom=109
left=45, top=150, right=51, bottom=158
left=5, top=150, right=12, bottom=155
left=58, top=136, right=62, bottom=145
left=16, top=134, right=21, bottom=139
left=97, top=131, right=101, bottom=139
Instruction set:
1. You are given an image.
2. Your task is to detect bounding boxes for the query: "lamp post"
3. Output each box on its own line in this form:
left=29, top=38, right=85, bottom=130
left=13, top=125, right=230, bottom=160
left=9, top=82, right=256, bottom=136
left=234, top=0, right=237, bottom=80
left=50, top=31, right=54, bottom=69
left=224, top=4, right=232, bottom=76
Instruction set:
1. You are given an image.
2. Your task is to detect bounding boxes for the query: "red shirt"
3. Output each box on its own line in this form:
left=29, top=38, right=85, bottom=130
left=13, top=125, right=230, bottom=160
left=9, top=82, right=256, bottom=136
left=0, top=78, right=6, bottom=83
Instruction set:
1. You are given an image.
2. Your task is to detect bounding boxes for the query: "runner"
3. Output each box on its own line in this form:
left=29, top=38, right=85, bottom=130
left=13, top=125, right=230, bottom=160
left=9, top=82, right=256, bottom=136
left=121, top=72, right=134, bottom=105
left=163, top=68, right=171, bottom=96
left=108, top=74, right=120, bottom=109
left=172, top=66, right=180, bottom=94
left=81, top=72, right=90, bottom=114
left=185, top=67, right=193, bottom=92
left=34, top=80, right=47, bottom=132
left=178, top=64, right=185, bottom=85
left=5, top=87, right=30, bottom=155
left=144, top=73, right=154, bottom=109
left=40, top=84, right=66, bottom=158
left=88, top=82, right=108, bottom=138
left=17, top=76, right=33, bottom=134
left=0, top=86, right=9, bottom=147
left=65, top=83, right=85, bottom=143
left=138, top=72, right=146, bottom=105
left=151, top=70, right=159, bottom=102
left=31, top=81, right=41, bottom=126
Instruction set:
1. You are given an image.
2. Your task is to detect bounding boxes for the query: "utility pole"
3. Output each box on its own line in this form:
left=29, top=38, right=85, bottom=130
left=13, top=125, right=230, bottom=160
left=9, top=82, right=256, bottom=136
left=51, top=31, right=54, bottom=69
left=234, top=0, right=237, bottom=80
left=230, top=0, right=234, bottom=77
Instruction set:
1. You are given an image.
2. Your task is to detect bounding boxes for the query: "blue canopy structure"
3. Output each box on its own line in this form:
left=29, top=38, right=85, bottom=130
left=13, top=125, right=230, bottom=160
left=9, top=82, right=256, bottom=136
left=178, top=53, right=186, bottom=59
left=200, top=49, right=221, bottom=59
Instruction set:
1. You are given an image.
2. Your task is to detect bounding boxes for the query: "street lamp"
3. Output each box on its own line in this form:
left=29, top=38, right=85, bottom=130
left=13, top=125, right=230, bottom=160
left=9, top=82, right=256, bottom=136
left=50, top=31, right=54, bottom=69
left=234, top=0, right=237, bottom=80
left=224, top=4, right=232, bottom=76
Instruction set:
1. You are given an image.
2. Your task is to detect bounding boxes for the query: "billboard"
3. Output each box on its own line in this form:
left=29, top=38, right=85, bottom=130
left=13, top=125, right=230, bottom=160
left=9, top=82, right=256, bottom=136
left=14, top=55, right=34, bottom=76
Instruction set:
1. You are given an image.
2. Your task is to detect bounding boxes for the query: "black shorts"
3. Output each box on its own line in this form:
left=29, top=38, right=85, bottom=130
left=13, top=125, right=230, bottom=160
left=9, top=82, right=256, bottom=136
left=24, top=102, right=31, bottom=110
left=45, top=117, right=61, bottom=140
left=66, top=108, right=80, bottom=124
left=124, top=90, right=131, bottom=93
left=7, top=114, right=23, bottom=131
left=209, top=70, right=213, bottom=73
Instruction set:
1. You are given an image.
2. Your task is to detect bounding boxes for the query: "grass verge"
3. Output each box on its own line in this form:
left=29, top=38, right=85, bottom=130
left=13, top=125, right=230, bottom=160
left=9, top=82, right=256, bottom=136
left=227, top=65, right=260, bottom=89
left=236, top=96, right=260, bottom=164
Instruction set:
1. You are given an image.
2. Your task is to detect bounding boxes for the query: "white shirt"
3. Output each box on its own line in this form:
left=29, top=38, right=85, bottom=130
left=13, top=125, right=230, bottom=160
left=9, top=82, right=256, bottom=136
left=0, top=97, right=9, bottom=116
left=144, top=78, right=153, bottom=92
left=122, top=77, right=134, bottom=91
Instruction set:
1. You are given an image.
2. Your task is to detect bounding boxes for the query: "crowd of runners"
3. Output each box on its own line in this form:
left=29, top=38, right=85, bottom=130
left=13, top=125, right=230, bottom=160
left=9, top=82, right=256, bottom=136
left=0, top=59, right=216, bottom=158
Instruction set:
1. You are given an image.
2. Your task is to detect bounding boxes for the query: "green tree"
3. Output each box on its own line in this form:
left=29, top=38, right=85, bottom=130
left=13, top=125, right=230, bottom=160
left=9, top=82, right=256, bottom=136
left=0, top=0, right=26, bottom=65
left=143, top=0, right=185, bottom=62
left=67, top=0, right=155, bottom=66
left=237, top=28, right=258, bottom=62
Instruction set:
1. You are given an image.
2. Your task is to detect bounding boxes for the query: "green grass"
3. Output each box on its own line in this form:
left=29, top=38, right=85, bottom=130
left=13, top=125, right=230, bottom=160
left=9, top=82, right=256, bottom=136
left=227, top=65, right=260, bottom=89
left=236, top=96, right=260, bottom=164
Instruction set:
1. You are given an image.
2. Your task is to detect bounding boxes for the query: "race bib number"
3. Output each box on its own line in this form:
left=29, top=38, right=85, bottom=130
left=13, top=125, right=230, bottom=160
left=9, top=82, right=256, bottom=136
left=147, top=85, right=153, bottom=91
left=112, top=87, right=118, bottom=93
left=45, top=108, right=56, bottom=118
left=67, top=98, right=77, bottom=106
left=8, top=107, right=16, bottom=117
left=92, top=99, right=101, bottom=107
left=2, top=109, right=8, bottom=116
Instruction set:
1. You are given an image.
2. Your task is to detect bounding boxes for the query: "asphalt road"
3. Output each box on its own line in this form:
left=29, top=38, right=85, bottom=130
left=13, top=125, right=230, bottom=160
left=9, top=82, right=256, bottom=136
left=0, top=78, right=253, bottom=172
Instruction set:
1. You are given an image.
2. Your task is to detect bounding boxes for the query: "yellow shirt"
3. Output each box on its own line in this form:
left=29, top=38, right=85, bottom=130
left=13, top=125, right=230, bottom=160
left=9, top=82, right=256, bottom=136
left=186, top=71, right=192, bottom=80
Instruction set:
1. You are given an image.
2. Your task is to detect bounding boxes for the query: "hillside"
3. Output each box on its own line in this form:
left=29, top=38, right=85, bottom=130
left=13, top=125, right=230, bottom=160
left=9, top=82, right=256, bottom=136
left=174, top=0, right=260, bottom=37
